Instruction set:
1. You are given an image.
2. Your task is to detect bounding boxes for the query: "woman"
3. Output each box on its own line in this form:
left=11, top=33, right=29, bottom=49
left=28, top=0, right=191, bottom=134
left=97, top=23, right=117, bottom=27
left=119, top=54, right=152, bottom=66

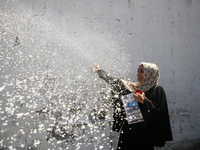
left=91, top=62, right=173, bottom=150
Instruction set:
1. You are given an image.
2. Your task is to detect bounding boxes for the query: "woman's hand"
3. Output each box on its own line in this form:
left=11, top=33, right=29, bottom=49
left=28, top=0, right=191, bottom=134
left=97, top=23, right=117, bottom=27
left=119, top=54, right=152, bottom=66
left=91, top=64, right=100, bottom=73
left=95, top=64, right=100, bottom=70
left=133, top=92, right=145, bottom=104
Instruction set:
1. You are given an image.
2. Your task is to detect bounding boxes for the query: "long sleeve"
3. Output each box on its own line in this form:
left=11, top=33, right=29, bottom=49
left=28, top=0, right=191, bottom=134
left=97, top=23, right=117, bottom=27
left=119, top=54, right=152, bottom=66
left=97, top=69, right=128, bottom=93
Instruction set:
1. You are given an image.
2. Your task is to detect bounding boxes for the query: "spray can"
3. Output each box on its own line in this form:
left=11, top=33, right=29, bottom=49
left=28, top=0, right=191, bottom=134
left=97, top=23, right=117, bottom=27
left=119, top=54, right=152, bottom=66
left=136, top=90, right=142, bottom=94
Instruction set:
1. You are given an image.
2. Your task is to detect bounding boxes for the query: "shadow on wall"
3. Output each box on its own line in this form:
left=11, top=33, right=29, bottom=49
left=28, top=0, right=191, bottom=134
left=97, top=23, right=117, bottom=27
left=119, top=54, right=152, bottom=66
left=171, top=139, right=200, bottom=150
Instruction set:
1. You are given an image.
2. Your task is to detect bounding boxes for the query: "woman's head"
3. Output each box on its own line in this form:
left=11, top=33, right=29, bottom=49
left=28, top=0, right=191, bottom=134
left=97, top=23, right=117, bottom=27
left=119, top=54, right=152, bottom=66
left=137, top=62, right=160, bottom=92
left=121, top=62, right=160, bottom=93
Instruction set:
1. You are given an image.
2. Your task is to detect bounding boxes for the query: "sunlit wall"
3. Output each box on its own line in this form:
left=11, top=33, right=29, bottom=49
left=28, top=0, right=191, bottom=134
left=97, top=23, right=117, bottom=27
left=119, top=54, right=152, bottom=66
left=0, top=0, right=200, bottom=149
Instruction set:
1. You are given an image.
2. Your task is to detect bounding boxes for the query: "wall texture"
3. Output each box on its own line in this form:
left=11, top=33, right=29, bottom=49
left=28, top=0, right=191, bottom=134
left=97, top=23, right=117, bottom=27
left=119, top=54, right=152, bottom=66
left=0, top=0, right=200, bottom=149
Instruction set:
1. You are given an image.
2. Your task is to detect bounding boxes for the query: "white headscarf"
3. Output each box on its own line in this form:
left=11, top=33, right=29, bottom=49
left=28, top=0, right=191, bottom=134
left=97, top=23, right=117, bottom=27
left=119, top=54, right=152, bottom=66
left=121, top=62, right=160, bottom=92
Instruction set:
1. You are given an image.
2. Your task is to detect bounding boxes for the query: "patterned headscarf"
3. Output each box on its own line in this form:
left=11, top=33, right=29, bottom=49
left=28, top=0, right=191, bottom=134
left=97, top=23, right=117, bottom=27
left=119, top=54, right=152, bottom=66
left=121, top=62, right=160, bottom=92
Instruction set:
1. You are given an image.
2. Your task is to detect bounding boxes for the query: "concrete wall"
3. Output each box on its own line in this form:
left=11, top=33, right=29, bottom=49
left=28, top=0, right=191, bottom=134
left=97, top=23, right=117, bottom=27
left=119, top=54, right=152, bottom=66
left=0, top=0, right=200, bottom=149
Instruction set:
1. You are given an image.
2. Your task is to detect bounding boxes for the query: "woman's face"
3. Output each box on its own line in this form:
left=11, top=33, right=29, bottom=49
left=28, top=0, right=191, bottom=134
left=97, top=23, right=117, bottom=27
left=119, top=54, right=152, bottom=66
left=137, top=65, right=144, bottom=83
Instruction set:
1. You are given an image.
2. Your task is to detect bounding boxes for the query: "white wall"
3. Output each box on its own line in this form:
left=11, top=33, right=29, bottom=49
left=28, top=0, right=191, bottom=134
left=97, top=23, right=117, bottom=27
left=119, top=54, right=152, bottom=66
left=0, top=0, right=200, bottom=149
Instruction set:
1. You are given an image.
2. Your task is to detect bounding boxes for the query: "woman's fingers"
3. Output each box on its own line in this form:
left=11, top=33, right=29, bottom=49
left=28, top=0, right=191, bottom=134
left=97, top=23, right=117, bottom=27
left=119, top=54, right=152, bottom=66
left=133, top=93, right=145, bottom=104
